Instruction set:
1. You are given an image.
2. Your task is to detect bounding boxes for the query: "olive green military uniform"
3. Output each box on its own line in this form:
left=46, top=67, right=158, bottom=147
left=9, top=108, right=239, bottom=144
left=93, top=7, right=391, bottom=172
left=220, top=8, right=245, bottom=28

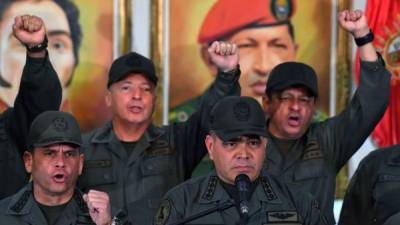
left=0, top=183, right=94, bottom=225
left=0, top=52, right=61, bottom=200
left=154, top=171, right=327, bottom=225
left=78, top=70, right=240, bottom=224
left=338, top=145, right=400, bottom=225
left=263, top=58, right=391, bottom=225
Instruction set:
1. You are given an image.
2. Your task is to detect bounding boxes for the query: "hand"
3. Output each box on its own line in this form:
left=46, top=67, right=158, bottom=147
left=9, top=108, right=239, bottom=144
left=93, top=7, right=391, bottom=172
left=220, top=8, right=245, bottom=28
left=208, top=41, right=239, bottom=72
left=83, top=190, right=112, bottom=225
left=12, top=15, right=46, bottom=47
left=338, top=10, right=370, bottom=38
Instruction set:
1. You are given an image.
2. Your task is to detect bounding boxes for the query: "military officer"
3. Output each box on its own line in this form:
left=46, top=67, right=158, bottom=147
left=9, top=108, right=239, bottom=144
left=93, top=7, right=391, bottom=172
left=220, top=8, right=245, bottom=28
left=78, top=41, right=241, bottom=224
left=261, top=10, right=391, bottom=224
left=154, top=96, right=326, bottom=225
left=0, top=111, right=124, bottom=225
left=338, top=145, right=400, bottom=225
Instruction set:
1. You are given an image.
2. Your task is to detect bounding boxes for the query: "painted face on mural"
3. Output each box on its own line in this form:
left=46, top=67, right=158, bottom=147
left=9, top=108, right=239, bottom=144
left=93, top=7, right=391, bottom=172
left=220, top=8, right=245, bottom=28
left=0, top=0, right=75, bottom=107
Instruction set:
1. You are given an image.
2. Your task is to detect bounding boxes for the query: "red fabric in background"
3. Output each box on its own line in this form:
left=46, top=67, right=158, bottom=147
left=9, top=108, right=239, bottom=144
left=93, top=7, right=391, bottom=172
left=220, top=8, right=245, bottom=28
left=355, top=0, right=400, bottom=147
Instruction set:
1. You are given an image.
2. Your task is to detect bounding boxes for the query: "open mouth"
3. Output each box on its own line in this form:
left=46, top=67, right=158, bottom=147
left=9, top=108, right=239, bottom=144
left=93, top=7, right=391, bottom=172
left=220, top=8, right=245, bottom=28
left=53, top=173, right=66, bottom=183
left=128, top=105, right=143, bottom=113
left=288, top=115, right=301, bottom=126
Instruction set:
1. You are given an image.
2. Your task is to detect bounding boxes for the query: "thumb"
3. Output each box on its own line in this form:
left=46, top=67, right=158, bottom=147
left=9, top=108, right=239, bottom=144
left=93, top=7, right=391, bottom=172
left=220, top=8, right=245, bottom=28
left=83, top=193, right=88, bottom=203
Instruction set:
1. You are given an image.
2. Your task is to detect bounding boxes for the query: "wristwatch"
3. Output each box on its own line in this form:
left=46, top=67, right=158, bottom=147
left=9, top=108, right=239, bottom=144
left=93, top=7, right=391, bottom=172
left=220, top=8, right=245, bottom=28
left=354, top=29, right=374, bottom=46
left=25, top=35, right=48, bottom=52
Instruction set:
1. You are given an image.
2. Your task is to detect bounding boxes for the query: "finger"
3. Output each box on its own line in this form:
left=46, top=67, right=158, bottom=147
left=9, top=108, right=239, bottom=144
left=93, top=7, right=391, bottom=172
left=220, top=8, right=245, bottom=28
left=231, top=44, right=237, bottom=54
left=83, top=194, right=89, bottom=203
left=225, top=43, right=232, bottom=55
left=220, top=42, right=226, bottom=55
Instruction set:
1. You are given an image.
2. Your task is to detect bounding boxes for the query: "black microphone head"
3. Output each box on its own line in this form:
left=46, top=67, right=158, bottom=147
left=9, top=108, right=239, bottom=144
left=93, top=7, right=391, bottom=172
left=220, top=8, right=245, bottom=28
left=235, top=174, right=251, bottom=216
left=235, top=174, right=250, bottom=185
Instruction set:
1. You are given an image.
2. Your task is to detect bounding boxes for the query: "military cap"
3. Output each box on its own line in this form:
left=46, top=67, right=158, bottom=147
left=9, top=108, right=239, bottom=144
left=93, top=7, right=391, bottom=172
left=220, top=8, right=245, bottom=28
left=198, top=0, right=295, bottom=43
left=27, top=111, right=82, bottom=151
left=209, top=96, right=266, bottom=141
left=266, top=61, right=318, bottom=97
left=107, top=52, right=158, bottom=88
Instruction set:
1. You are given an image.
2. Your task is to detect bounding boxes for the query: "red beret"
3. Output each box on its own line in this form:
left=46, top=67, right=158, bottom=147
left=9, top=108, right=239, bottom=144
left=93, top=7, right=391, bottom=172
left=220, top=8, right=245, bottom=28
left=198, top=0, right=295, bottom=44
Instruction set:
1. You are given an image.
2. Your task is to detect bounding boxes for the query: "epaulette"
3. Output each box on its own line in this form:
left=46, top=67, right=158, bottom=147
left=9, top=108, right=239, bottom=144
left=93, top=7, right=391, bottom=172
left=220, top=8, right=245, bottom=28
left=10, top=190, right=31, bottom=213
left=202, top=176, right=218, bottom=200
left=260, top=177, right=277, bottom=201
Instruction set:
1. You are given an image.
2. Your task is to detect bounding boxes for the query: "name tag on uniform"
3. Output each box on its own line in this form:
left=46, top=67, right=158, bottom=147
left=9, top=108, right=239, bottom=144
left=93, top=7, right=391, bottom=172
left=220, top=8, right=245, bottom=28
left=85, top=160, right=112, bottom=168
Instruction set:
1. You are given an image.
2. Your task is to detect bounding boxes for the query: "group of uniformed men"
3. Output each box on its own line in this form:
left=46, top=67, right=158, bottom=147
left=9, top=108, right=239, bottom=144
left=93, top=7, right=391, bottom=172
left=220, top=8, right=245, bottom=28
left=0, top=2, right=397, bottom=225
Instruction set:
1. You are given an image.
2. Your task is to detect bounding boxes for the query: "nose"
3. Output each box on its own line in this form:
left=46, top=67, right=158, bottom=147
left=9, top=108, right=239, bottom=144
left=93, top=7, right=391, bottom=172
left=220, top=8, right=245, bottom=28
left=131, top=88, right=142, bottom=100
left=55, top=154, right=66, bottom=168
left=253, top=46, right=281, bottom=77
left=289, top=99, right=300, bottom=111
left=237, top=144, right=250, bottom=160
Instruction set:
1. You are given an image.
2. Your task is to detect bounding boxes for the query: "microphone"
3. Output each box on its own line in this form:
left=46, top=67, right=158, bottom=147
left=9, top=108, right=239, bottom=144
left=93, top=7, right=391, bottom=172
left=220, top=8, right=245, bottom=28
left=234, top=174, right=250, bottom=216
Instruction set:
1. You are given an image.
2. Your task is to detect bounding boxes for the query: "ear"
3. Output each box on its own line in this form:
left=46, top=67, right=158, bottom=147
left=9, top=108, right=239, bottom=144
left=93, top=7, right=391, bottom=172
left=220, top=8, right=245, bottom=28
left=78, top=153, right=84, bottom=175
left=200, top=44, right=218, bottom=76
left=262, top=95, right=270, bottom=111
left=23, top=151, right=33, bottom=173
left=205, top=135, right=214, bottom=160
left=105, top=90, right=112, bottom=107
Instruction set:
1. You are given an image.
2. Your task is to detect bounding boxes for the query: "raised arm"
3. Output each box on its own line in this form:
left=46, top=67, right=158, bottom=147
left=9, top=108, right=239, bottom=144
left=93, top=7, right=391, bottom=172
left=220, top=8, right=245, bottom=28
left=7, top=15, right=62, bottom=153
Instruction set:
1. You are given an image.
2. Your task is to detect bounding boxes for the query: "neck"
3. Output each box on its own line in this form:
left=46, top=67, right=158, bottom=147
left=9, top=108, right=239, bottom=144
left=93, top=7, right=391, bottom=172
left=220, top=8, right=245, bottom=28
left=33, top=185, right=73, bottom=206
left=112, top=118, right=151, bottom=142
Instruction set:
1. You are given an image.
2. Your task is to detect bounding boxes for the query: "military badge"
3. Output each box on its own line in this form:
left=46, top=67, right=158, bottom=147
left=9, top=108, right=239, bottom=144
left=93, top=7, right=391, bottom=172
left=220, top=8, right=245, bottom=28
left=154, top=199, right=171, bottom=225
left=271, top=0, right=293, bottom=21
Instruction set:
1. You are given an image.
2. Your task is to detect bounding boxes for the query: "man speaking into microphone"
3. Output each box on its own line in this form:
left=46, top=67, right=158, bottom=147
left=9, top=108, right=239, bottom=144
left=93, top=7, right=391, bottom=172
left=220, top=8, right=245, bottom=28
left=153, top=96, right=326, bottom=225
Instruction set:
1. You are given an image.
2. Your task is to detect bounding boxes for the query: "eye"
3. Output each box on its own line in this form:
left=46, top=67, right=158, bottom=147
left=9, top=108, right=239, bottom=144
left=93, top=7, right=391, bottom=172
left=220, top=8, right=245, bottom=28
left=248, top=139, right=262, bottom=148
left=222, top=141, right=237, bottom=149
left=64, top=150, right=78, bottom=158
left=299, top=97, right=312, bottom=104
left=279, top=95, right=292, bottom=102
left=44, top=151, right=55, bottom=157
left=141, top=85, right=152, bottom=92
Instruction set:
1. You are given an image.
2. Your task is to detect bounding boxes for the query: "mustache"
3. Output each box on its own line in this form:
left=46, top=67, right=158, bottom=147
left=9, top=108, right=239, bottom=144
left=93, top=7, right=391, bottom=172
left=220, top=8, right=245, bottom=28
left=230, top=159, right=256, bottom=169
left=246, top=72, right=269, bottom=86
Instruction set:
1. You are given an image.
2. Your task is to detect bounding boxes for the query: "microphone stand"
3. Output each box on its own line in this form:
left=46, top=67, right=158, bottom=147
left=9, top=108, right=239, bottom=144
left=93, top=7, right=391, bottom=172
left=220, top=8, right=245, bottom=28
left=171, top=200, right=235, bottom=225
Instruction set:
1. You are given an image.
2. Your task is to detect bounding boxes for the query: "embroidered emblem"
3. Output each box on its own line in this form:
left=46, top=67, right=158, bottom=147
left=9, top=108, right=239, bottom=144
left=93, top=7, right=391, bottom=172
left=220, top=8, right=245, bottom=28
left=154, top=199, right=171, bottom=225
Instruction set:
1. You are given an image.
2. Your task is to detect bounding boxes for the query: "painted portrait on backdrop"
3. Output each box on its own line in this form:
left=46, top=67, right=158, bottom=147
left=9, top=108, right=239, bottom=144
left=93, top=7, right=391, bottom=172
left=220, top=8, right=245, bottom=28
left=0, top=0, right=114, bottom=132
left=168, top=0, right=332, bottom=123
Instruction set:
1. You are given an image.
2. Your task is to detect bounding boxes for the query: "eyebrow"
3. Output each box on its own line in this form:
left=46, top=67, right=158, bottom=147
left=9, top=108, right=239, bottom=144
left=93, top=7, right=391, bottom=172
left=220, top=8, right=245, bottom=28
left=47, top=30, right=72, bottom=38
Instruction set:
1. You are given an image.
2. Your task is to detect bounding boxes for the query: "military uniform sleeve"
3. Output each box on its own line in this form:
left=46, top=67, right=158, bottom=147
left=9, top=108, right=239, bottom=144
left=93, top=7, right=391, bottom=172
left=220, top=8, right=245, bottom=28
left=6, top=51, right=62, bottom=154
left=338, top=152, right=378, bottom=225
left=173, top=68, right=240, bottom=178
left=154, top=197, right=183, bottom=225
left=316, top=56, right=390, bottom=171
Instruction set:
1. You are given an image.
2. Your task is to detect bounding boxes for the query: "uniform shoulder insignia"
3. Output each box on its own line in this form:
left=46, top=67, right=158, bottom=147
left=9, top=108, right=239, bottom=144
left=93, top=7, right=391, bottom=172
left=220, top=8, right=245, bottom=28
left=260, top=177, right=277, bottom=201
left=154, top=199, right=171, bottom=225
left=10, top=190, right=31, bottom=213
left=202, top=176, right=218, bottom=200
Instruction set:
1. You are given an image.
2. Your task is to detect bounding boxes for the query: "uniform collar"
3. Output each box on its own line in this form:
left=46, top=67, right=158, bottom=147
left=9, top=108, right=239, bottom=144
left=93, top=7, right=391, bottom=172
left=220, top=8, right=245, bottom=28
left=197, top=171, right=283, bottom=205
left=90, top=122, right=164, bottom=144
left=6, top=183, right=87, bottom=225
